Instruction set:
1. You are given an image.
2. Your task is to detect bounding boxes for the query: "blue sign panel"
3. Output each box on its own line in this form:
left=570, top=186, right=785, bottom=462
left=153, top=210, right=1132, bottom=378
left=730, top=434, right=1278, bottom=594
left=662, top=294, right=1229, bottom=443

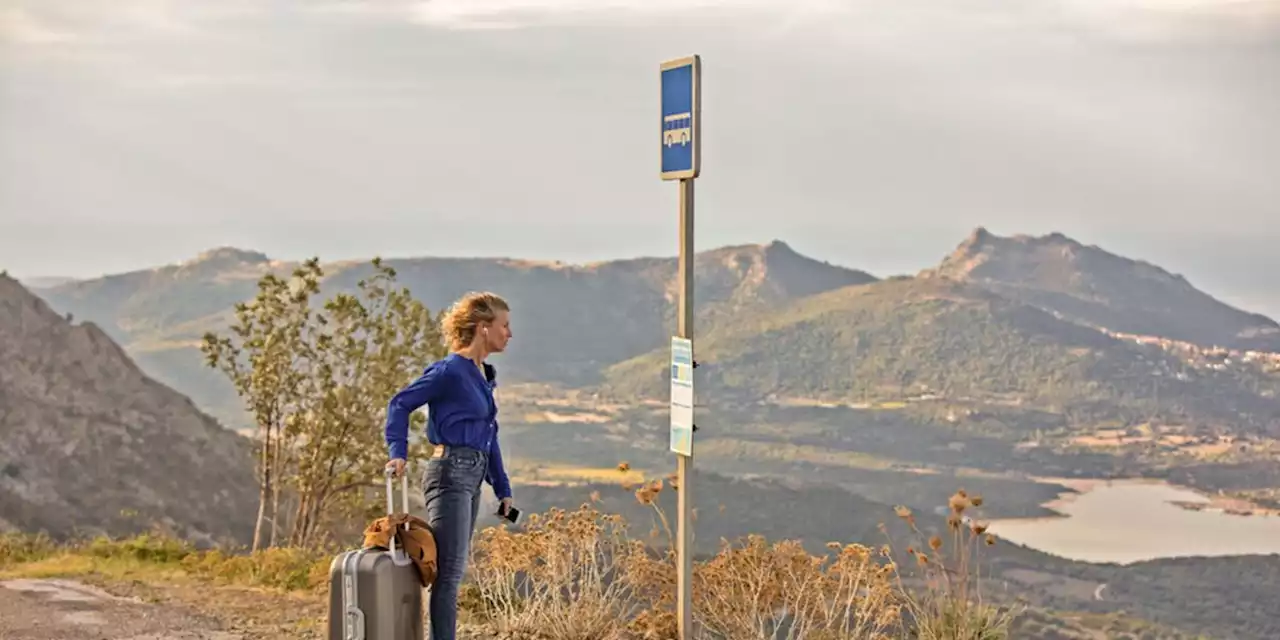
left=660, top=55, right=700, bottom=181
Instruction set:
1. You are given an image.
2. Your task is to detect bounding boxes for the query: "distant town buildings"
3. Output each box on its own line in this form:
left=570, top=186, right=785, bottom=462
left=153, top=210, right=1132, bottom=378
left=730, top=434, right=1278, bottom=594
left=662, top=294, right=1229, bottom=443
left=1101, top=329, right=1280, bottom=373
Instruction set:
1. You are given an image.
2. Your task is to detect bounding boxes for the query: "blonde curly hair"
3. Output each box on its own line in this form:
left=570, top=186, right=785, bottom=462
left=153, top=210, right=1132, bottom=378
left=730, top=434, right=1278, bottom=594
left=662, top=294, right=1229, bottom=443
left=441, top=291, right=509, bottom=351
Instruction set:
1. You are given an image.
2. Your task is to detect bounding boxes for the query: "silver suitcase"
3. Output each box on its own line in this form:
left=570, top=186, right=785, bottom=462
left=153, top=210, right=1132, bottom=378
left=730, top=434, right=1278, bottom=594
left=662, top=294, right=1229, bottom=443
left=327, top=469, right=425, bottom=640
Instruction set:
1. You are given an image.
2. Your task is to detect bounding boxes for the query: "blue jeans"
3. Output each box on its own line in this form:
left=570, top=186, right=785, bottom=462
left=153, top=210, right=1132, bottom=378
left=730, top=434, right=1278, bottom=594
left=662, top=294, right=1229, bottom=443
left=421, top=445, right=487, bottom=640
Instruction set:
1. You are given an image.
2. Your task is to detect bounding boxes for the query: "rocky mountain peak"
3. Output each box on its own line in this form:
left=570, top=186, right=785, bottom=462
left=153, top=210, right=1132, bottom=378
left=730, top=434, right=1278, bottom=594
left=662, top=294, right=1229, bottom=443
left=187, top=247, right=271, bottom=268
left=0, top=277, right=257, bottom=543
left=925, top=228, right=1278, bottom=350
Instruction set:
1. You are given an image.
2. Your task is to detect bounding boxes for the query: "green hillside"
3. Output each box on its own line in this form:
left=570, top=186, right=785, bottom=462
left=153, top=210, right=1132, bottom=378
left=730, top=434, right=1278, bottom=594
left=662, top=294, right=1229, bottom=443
left=602, top=275, right=1280, bottom=433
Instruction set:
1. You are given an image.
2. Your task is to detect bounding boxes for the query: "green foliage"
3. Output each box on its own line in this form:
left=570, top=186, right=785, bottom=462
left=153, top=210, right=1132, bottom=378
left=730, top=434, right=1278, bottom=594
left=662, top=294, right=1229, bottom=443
left=1009, top=609, right=1202, bottom=640
left=83, top=533, right=192, bottom=563
left=202, top=260, right=318, bottom=551
left=0, top=532, right=58, bottom=566
left=286, top=258, right=446, bottom=546
left=1, top=531, right=195, bottom=568
left=1, top=530, right=331, bottom=593
left=201, top=257, right=446, bottom=550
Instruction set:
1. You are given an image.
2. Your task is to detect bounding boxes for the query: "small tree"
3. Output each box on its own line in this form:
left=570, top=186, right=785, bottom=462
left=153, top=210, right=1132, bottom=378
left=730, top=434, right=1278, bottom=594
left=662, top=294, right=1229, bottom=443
left=202, top=257, right=444, bottom=549
left=202, top=260, right=318, bottom=552
left=286, top=259, right=444, bottom=547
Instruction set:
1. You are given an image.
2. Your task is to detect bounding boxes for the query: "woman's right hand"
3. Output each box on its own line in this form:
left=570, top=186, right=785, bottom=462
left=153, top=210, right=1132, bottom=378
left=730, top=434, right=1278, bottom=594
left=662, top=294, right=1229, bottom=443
left=386, top=458, right=407, bottom=478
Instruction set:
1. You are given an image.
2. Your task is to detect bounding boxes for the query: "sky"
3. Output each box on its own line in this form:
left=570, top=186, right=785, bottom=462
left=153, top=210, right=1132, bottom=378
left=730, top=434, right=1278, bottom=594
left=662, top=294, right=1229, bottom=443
left=2, top=0, right=1278, bottom=317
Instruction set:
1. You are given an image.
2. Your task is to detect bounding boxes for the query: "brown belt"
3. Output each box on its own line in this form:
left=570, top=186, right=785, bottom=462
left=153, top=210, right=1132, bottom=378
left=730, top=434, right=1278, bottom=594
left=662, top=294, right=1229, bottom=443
left=429, top=443, right=488, bottom=459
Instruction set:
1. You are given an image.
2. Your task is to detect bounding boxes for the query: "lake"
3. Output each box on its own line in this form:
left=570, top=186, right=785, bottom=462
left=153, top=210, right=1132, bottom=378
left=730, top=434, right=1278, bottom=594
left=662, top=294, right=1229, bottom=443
left=987, top=479, right=1280, bottom=564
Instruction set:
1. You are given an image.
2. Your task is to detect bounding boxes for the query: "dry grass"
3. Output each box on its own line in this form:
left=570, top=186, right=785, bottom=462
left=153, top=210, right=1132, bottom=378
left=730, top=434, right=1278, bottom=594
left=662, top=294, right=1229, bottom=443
left=689, top=536, right=901, bottom=640
left=467, top=504, right=643, bottom=639
left=464, top=502, right=901, bottom=640
left=2, top=479, right=1010, bottom=640
left=692, top=439, right=900, bottom=471
left=518, top=463, right=650, bottom=485
left=519, top=410, right=615, bottom=424
left=0, top=529, right=329, bottom=594
left=463, top=465, right=1007, bottom=640
left=883, top=491, right=1017, bottom=640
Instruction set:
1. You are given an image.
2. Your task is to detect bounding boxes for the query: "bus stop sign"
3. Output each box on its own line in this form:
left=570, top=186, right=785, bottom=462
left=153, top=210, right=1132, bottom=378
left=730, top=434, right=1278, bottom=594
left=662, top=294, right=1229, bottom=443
left=660, top=55, right=701, bottom=181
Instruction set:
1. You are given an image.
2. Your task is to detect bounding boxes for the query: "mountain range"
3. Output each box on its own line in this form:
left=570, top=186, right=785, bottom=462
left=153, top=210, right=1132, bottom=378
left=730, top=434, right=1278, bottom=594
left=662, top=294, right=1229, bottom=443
left=24, top=240, right=876, bottom=426
left=0, top=274, right=257, bottom=543
left=22, top=228, right=1278, bottom=438
left=603, top=234, right=1280, bottom=436
left=5, top=229, right=1280, bottom=639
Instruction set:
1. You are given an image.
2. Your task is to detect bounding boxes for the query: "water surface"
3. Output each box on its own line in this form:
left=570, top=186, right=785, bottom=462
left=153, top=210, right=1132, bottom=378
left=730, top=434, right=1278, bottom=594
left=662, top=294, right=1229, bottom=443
left=988, top=479, right=1280, bottom=564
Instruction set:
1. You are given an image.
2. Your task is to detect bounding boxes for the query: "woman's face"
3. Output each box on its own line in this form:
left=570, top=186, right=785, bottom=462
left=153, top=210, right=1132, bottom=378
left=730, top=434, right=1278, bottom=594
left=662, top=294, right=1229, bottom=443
left=482, top=309, right=512, bottom=353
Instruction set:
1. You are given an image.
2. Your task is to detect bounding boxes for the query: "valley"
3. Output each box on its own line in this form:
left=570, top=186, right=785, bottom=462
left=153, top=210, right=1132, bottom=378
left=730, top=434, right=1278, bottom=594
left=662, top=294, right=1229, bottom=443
left=6, top=227, right=1280, bottom=638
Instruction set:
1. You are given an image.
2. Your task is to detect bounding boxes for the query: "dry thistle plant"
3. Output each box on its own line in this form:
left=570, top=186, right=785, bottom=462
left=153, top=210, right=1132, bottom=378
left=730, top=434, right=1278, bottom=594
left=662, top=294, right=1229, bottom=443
left=691, top=535, right=901, bottom=640
left=467, top=503, right=644, bottom=640
left=619, top=464, right=903, bottom=640
left=884, top=490, right=1017, bottom=640
left=463, top=466, right=1005, bottom=640
left=617, top=463, right=682, bottom=639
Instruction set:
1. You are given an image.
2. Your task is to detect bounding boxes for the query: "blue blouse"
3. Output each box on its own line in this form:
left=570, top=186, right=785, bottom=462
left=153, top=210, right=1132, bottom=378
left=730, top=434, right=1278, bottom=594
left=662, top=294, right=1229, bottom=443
left=384, top=352, right=511, bottom=500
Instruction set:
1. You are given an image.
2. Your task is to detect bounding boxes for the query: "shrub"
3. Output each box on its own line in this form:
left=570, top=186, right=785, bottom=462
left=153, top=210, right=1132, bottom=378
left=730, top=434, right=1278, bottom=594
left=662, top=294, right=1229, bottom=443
left=691, top=535, right=900, bottom=640
left=468, top=504, right=647, bottom=639
left=620, top=472, right=904, bottom=640
left=0, top=532, right=59, bottom=566
left=181, top=546, right=330, bottom=592
left=83, top=533, right=193, bottom=563
left=884, top=491, right=1018, bottom=640
left=465, top=467, right=907, bottom=640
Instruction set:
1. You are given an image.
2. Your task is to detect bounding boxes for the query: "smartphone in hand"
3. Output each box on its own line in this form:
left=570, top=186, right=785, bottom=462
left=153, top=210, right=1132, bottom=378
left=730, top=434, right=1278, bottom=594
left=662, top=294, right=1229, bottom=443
left=496, top=504, right=521, bottom=524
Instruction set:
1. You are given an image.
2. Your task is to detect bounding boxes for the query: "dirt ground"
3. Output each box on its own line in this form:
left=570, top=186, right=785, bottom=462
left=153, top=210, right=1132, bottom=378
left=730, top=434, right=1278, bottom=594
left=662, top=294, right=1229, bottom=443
left=0, top=575, right=498, bottom=640
left=0, top=575, right=326, bottom=640
left=0, top=577, right=238, bottom=639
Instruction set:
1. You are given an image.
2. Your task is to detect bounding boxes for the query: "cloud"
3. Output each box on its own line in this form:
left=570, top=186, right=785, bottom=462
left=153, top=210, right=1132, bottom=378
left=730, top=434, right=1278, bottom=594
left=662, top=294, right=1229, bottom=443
left=312, top=0, right=829, bottom=30
left=0, top=7, right=80, bottom=45
left=0, top=0, right=271, bottom=50
left=314, top=0, right=1280, bottom=38
left=7, top=0, right=1277, bottom=44
left=1049, top=0, right=1280, bottom=42
left=1059, top=0, right=1279, bottom=15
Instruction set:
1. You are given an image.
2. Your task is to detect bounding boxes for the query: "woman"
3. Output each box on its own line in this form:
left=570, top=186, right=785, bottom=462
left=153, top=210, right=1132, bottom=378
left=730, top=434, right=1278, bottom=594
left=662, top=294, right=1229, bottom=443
left=384, top=291, right=515, bottom=640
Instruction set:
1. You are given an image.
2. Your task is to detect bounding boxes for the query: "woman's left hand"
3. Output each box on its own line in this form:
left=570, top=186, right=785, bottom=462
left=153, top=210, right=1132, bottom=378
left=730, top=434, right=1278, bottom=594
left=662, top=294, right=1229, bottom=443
left=499, top=497, right=513, bottom=517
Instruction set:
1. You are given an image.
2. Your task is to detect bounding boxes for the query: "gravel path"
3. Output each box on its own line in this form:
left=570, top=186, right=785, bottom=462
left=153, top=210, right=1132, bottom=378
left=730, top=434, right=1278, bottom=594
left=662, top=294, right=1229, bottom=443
left=0, top=576, right=504, bottom=639
left=0, top=578, right=242, bottom=640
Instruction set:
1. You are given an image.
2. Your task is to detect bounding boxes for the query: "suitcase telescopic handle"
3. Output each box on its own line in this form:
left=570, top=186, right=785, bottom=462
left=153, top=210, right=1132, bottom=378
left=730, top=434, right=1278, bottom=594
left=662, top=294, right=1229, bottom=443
left=383, top=467, right=410, bottom=555
left=384, top=466, right=409, bottom=517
